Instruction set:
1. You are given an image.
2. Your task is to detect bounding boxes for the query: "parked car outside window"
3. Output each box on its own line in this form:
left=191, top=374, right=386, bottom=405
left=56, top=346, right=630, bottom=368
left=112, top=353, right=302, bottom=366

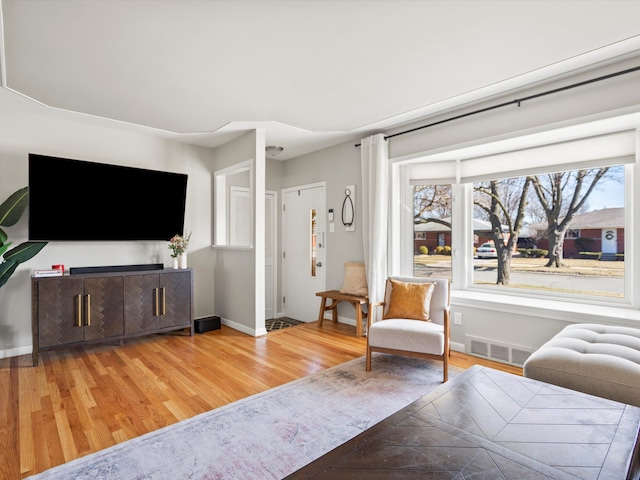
left=476, top=242, right=497, bottom=259
left=517, top=237, right=537, bottom=249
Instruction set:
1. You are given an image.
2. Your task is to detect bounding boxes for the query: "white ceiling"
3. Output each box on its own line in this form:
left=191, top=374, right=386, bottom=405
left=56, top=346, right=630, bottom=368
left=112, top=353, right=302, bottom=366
left=2, top=0, right=640, bottom=160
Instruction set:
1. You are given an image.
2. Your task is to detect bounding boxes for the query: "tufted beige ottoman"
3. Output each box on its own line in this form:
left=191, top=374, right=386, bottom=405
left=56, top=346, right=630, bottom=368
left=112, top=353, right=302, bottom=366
left=523, top=323, right=640, bottom=407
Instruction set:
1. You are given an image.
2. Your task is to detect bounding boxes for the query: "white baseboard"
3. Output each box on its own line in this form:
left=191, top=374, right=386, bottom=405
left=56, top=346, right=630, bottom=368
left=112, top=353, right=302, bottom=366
left=0, top=345, right=32, bottom=360
left=330, top=314, right=356, bottom=327
left=221, top=317, right=267, bottom=337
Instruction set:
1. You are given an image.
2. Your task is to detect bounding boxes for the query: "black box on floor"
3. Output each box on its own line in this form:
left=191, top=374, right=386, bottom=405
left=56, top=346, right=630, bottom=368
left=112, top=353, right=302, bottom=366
left=195, top=316, right=221, bottom=333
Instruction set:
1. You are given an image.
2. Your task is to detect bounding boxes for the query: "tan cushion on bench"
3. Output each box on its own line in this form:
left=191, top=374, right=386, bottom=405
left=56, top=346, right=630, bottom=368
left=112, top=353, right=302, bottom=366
left=340, top=262, right=368, bottom=297
left=523, top=323, right=640, bottom=407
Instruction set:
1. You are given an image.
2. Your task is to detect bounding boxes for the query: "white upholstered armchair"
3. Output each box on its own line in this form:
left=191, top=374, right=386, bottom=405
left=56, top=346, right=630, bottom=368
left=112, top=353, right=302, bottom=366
left=366, top=276, right=451, bottom=382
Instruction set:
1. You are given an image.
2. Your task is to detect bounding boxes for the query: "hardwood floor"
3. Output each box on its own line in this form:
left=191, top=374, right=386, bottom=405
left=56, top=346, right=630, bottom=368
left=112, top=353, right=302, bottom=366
left=0, top=320, right=521, bottom=479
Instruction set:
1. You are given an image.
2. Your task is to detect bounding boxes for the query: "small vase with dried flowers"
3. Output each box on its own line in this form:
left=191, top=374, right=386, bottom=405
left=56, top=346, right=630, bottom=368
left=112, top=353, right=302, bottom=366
left=168, top=232, right=191, bottom=269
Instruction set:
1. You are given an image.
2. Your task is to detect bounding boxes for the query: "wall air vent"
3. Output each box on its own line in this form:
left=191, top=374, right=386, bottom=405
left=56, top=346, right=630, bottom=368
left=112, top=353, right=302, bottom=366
left=491, top=344, right=510, bottom=363
left=469, top=339, right=489, bottom=357
left=511, top=348, right=533, bottom=366
left=465, top=335, right=534, bottom=367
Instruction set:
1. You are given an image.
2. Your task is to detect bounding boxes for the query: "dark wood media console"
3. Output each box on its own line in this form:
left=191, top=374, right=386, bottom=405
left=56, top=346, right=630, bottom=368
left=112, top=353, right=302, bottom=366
left=31, top=268, right=194, bottom=366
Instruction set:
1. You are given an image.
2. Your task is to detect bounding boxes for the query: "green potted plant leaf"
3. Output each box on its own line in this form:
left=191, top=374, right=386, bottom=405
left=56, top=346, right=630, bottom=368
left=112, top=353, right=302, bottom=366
left=0, top=186, right=48, bottom=288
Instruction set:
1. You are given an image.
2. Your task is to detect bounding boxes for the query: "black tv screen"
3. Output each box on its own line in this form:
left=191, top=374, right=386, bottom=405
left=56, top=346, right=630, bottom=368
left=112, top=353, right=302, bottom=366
left=29, top=154, right=188, bottom=241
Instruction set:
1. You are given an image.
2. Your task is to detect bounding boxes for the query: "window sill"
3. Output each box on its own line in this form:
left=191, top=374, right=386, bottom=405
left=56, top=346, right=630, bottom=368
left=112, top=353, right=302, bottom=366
left=452, top=289, right=640, bottom=326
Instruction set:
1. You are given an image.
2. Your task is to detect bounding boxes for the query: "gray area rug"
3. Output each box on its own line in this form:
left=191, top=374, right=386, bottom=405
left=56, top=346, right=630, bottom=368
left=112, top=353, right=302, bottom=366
left=29, top=355, right=460, bottom=480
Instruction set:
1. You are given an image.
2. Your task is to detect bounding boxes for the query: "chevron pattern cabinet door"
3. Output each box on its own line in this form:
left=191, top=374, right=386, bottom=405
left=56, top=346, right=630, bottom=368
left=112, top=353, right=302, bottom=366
left=124, top=274, right=160, bottom=334
left=37, top=277, right=85, bottom=347
left=83, top=276, right=124, bottom=341
left=159, top=271, right=192, bottom=328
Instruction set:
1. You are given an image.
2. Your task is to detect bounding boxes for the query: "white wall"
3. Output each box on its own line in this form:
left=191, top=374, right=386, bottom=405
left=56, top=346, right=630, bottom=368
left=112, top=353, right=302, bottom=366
left=212, top=129, right=266, bottom=336
left=387, top=56, right=640, bottom=160
left=0, top=108, right=217, bottom=358
left=280, top=141, right=364, bottom=322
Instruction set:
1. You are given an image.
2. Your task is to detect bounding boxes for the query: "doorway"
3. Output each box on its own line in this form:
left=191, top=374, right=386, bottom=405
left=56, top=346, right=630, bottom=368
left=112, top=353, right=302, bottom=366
left=228, top=187, right=277, bottom=320
left=282, top=183, right=326, bottom=322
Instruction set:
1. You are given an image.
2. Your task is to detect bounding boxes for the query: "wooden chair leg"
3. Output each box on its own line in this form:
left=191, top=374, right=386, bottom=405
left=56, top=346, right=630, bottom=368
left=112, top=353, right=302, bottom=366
left=317, top=297, right=327, bottom=327
left=366, top=345, right=372, bottom=371
left=444, top=339, right=450, bottom=382
left=443, top=354, right=449, bottom=383
left=330, top=299, right=338, bottom=323
left=355, top=303, right=363, bottom=338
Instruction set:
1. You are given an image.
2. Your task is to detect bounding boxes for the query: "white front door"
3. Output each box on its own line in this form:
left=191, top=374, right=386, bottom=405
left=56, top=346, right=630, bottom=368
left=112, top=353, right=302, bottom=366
left=283, top=184, right=326, bottom=322
left=602, top=228, right=617, bottom=254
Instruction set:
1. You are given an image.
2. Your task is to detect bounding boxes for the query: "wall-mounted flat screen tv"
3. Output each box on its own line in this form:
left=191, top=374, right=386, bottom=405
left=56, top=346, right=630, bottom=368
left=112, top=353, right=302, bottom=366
left=29, top=154, right=188, bottom=241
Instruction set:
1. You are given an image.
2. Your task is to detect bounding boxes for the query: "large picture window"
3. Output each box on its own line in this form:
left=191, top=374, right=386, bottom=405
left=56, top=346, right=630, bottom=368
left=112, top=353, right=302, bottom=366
left=471, top=165, right=625, bottom=298
left=402, top=125, right=636, bottom=307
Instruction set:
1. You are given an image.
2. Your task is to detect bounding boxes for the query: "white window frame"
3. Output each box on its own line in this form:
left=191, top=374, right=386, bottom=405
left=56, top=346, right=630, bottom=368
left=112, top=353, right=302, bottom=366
left=392, top=112, right=640, bottom=317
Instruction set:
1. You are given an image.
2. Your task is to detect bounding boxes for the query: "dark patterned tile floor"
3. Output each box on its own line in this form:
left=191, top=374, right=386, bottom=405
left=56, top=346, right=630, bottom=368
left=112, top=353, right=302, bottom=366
left=265, top=317, right=305, bottom=331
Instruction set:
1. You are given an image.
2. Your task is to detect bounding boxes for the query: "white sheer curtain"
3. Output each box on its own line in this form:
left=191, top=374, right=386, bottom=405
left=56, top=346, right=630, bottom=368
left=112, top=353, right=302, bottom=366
left=360, top=133, right=389, bottom=324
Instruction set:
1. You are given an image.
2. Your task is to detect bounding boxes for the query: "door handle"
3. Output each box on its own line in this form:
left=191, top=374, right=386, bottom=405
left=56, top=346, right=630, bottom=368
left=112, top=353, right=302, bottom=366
left=153, top=288, right=159, bottom=316
left=76, top=295, right=82, bottom=327
left=85, top=294, right=91, bottom=326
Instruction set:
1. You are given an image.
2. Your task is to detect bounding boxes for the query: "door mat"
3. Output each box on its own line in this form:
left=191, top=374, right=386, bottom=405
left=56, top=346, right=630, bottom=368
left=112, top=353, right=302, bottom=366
left=265, top=317, right=305, bottom=331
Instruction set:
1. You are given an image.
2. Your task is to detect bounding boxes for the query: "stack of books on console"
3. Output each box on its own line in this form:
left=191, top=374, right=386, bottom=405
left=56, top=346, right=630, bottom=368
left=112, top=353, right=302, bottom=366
left=33, top=269, right=64, bottom=277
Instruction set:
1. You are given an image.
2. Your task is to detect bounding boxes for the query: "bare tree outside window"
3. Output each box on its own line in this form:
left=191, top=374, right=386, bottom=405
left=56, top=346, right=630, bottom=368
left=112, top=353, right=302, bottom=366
left=413, top=184, right=452, bottom=278
left=473, top=177, right=531, bottom=285
left=470, top=165, right=624, bottom=297
left=529, top=167, right=617, bottom=267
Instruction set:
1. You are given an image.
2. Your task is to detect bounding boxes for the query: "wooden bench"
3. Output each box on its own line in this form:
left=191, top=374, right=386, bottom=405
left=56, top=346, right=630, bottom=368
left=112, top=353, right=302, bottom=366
left=316, top=290, right=368, bottom=337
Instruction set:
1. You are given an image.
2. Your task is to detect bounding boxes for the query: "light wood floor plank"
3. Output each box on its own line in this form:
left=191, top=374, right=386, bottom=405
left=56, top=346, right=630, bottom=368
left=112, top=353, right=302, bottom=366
left=1, top=321, right=521, bottom=478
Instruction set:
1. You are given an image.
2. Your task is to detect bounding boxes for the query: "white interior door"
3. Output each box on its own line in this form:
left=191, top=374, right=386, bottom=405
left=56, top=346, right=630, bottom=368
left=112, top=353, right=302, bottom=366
left=231, top=187, right=277, bottom=319
left=265, top=191, right=276, bottom=319
left=283, top=184, right=326, bottom=322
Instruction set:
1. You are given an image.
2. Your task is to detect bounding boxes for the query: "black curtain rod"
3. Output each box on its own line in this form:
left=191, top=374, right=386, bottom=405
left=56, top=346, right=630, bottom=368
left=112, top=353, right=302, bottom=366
left=355, top=65, right=640, bottom=147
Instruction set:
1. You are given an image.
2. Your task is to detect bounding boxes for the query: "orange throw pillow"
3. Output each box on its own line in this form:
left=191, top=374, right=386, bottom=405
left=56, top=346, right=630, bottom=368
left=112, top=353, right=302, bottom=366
left=384, top=279, right=435, bottom=321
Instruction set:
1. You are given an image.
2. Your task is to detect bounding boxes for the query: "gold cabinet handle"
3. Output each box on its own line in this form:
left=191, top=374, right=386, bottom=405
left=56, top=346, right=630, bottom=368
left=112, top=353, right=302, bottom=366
left=85, top=294, right=91, bottom=326
left=76, top=295, right=82, bottom=327
left=160, top=287, right=166, bottom=316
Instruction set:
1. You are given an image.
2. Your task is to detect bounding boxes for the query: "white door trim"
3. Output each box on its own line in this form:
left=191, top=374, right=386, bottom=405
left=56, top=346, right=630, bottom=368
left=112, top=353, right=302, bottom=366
left=265, top=190, right=277, bottom=319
